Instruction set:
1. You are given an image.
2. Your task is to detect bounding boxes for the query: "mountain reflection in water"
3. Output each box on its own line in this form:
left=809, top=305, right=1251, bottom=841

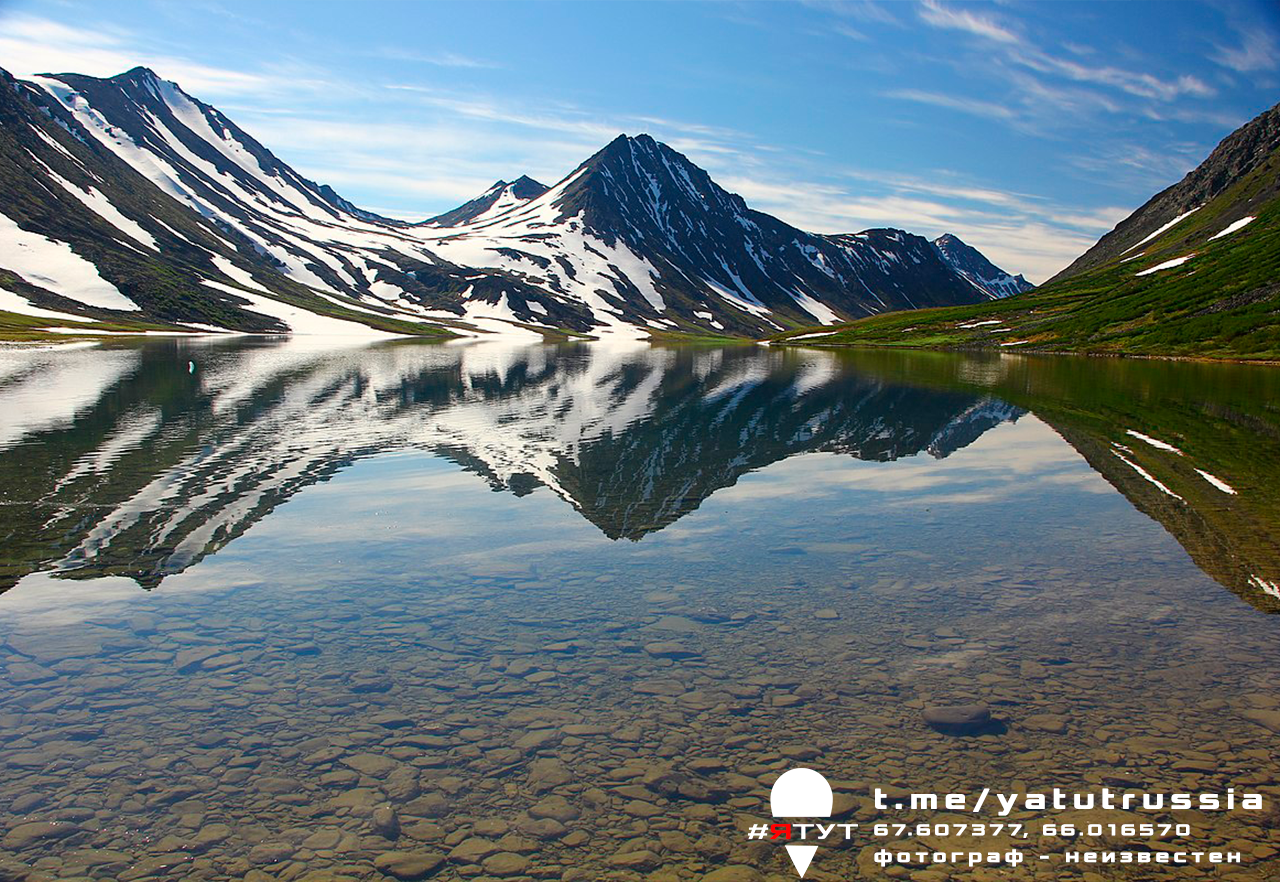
left=0, top=339, right=1275, bottom=613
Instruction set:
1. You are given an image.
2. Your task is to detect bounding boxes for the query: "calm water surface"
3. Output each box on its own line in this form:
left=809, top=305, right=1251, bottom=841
left=0, top=338, right=1277, bottom=882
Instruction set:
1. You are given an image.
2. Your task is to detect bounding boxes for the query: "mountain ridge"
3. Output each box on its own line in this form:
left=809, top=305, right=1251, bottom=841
left=0, top=65, right=1031, bottom=341
left=422, top=131, right=1009, bottom=336
left=932, top=233, right=1034, bottom=298
left=422, top=175, right=549, bottom=227
left=772, top=97, right=1280, bottom=361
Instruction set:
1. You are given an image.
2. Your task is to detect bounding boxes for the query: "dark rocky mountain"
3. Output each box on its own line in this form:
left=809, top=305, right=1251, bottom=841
left=1050, top=101, right=1280, bottom=283
left=423, top=176, right=549, bottom=227
left=466, top=133, right=996, bottom=335
left=0, top=68, right=358, bottom=334
left=932, top=233, right=1033, bottom=298
left=0, top=66, right=1029, bottom=339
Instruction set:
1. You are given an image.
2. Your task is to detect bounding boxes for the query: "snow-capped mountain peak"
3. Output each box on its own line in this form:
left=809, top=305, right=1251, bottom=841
left=932, top=233, right=1034, bottom=299
left=422, top=175, right=550, bottom=227
left=1, top=65, right=1031, bottom=339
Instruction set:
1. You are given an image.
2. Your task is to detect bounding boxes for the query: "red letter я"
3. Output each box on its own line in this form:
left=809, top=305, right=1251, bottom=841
left=770, top=823, right=792, bottom=840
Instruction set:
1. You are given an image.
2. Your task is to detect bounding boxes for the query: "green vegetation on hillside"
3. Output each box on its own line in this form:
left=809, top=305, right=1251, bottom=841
left=773, top=149, right=1280, bottom=361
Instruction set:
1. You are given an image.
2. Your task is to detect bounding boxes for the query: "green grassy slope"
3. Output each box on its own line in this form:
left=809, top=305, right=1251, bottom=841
left=772, top=126, right=1280, bottom=361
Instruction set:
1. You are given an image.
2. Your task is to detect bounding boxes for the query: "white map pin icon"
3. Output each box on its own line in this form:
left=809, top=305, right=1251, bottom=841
left=770, top=768, right=833, bottom=878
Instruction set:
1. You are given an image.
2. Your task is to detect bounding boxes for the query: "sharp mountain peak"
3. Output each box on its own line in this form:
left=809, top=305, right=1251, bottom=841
left=0, top=64, right=1033, bottom=339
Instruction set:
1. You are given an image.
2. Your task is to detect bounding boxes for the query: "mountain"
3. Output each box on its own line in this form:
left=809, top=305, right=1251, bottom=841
left=773, top=100, right=1280, bottom=360
left=457, top=133, right=1014, bottom=335
left=932, top=233, right=1033, bottom=298
left=0, top=67, right=493, bottom=339
left=1049, top=102, right=1280, bottom=283
left=425, top=132, right=997, bottom=337
left=422, top=176, right=549, bottom=227
left=0, top=66, right=1024, bottom=340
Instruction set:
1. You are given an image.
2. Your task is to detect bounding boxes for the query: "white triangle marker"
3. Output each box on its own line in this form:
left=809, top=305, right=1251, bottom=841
left=770, top=769, right=834, bottom=878
left=785, top=844, right=817, bottom=878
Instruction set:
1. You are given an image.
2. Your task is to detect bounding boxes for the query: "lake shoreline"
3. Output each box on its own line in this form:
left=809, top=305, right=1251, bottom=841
left=769, top=340, right=1280, bottom=366
left=7, top=327, right=1280, bottom=366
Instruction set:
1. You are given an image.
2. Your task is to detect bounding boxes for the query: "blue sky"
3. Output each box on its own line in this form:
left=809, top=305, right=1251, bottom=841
left=1, top=0, right=1277, bottom=281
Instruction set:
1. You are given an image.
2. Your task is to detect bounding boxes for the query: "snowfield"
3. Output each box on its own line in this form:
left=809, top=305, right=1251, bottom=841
left=200, top=280, right=400, bottom=338
left=1209, top=216, right=1255, bottom=240
left=1136, top=254, right=1195, bottom=276
left=1122, top=206, right=1201, bottom=256
left=0, top=212, right=139, bottom=311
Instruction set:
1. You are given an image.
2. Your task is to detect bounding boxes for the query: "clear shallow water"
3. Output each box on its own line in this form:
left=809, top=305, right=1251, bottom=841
left=0, top=338, right=1277, bottom=882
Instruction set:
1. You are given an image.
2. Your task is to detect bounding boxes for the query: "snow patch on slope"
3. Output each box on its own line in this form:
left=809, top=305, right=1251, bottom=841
left=0, top=287, right=93, bottom=322
left=1195, top=468, right=1236, bottom=494
left=211, top=255, right=270, bottom=292
left=1122, top=206, right=1201, bottom=255
left=1209, top=216, right=1255, bottom=240
left=792, top=289, right=841, bottom=324
left=39, top=165, right=158, bottom=251
left=460, top=294, right=545, bottom=339
left=200, top=279, right=398, bottom=337
left=0, top=211, right=139, bottom=310
left=1135, top=254, right=1195, bottom=276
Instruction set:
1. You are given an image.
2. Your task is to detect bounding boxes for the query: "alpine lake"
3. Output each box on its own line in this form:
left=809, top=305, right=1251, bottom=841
left=0, top=337, right=1277, bottom=882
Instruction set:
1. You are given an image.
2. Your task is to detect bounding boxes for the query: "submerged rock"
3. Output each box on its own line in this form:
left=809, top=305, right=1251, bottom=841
left=701, top=867, right=765, bottom=882
left=2, top=820, right=78, bottom=849
left=643, top=641, right=701, bottom=659
left=1240, top=708, right=1280, bottom=733
left=481, top=851, right=530, bottom=876
left=922, top=704, right=993, bottom=735
left=372, top=804, right=401, bottom=839
left=372, top=850, right=444, bottom=879
left=1023, top=713, right=1069, bottom=734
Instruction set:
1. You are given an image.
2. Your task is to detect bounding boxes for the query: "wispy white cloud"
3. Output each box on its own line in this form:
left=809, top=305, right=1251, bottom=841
left=373, top=47, right=502, bottom=69
left=800, top=0, right=902, bottom=27
left=1067, top=140, right=1207, bottom=191
left=918, top=0, right=1020, bottom=44
left=383, top=86, right=625, bottom=143
left=1011, top=49, right=1215, bottom=101
left=229, top=113, right=597, bottom=204
left=907, top=0, right=1222, bottom=143
left=1141, top=105, right=1247, bottom=129
left=840, top=169, right=1045, bottom=213
left=832, top=23, right=870, bottom=42
left=0, top=12, right=270, bottom=95
left=1212, top=28, right=1280, bottom=73
left=1000, top=69, right=1122, bottom=119
left=883, top=88, right=1015, bottom=120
